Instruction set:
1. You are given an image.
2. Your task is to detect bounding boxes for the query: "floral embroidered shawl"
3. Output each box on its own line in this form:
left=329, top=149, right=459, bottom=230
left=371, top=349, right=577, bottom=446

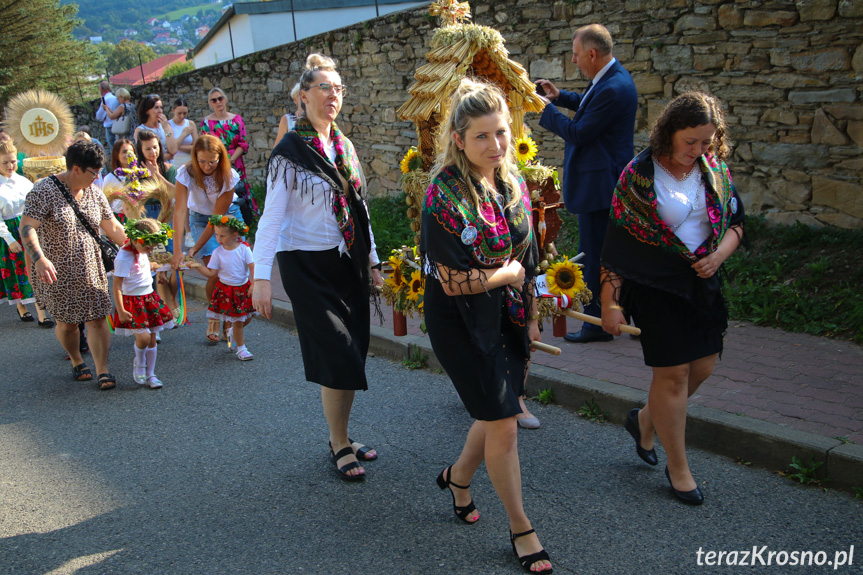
left=601, top=147, right=744, bottom=304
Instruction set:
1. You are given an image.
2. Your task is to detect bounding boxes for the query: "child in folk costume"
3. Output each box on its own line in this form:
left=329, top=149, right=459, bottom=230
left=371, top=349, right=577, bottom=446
left=111, top=219, right=175, bottom=388
left=192, top=214, right=256, bottom=360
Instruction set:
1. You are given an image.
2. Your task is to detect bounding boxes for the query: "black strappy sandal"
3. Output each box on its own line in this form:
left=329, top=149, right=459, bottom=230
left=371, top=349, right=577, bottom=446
left=97, top=373, right=117, bottom=391
left=349, top=437, right=378, bottom=461
left=72, top=363, right=92, bottom=381
left=329, top=445, right=365, bottom=481
left=510, top=529, right=553, bottom=574
left=436, top=466, right=478, bottom=524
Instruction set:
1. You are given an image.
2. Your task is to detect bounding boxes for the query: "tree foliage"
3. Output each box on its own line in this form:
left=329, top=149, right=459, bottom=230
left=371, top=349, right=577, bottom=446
left=0, top=0, right=97, bottom=105
left=161, top=60, right=195, bottom=80
left=102, top=40, right=158, bottom=75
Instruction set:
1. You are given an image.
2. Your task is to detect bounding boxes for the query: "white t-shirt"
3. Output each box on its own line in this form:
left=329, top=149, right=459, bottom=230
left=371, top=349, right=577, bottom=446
left=0, top=172, right=33, bottom=245
left=169, top=118, right=193, bottom=167
left=176, top=164, right=240, bottom=215
left=208, top=243, right=253, bottom=286
left=113, top=248, right=154, bottom=296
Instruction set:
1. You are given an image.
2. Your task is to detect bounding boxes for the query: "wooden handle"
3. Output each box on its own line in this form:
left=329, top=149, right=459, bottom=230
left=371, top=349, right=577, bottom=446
left=530, top=341, right=561, bottom=355
left=562, top=309, right=641, bottom=336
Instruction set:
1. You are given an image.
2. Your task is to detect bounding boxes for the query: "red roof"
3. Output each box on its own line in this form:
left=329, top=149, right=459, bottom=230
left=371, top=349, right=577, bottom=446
left=110, top=53, right=188, bottom=87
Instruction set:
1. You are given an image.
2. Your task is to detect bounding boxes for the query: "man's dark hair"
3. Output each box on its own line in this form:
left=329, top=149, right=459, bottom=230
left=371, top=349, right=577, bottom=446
left=65, top=140, right=106, bottom=171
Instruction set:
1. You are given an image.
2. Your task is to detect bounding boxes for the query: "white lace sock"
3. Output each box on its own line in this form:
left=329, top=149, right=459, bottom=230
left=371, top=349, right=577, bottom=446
left=145, top=345, right=158, bottom=378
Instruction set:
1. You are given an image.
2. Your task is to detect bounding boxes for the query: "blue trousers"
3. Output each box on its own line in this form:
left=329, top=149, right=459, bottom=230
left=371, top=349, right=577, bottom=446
left=577, top=209, right=609, bottom=332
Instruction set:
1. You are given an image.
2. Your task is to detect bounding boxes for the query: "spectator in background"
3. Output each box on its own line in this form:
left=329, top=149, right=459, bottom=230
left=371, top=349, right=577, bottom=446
left=168, top=97, right=197, bottom=168
left=273, top=82, right=303, bottom=147
left=134, top=94, right=178, bottom=161
left=101, top=88, right=138, bottom=143
left=95, top=81, right=120, bottom=150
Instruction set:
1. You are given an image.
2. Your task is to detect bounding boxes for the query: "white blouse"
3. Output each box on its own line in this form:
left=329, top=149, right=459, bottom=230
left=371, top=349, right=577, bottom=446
left=176, top=164, right=240, bottom=215
left=0, top=172, right=33, bottom=245
left=253, top=153, right=379, bottom=282
left=654, top=164, right=711, bottom=252
left=169, top=118, right=193, bottom=166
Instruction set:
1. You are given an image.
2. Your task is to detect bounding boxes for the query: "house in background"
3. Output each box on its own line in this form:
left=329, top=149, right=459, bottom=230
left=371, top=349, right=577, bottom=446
left=190, top=0, right=425, bottom=69
left=110, top=53, right=189, bottom=87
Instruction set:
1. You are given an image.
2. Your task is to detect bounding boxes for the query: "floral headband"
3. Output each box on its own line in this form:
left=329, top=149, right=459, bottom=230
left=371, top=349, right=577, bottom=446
left=207, top=214, right=249, bottom=234
left=125, top=219, right=172, bottom=246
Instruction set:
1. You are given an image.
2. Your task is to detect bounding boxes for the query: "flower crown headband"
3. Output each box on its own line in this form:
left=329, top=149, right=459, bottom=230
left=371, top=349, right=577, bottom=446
left=124, top=219, right=172, bottom=246
left=207, top=214, right=249, bottom=234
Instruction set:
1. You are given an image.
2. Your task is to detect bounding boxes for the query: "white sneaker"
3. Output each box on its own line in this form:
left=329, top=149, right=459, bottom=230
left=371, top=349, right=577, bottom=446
left=146, top=376, right=163, bottom=389
left=133, top=361, right=147, bottom=385
left=236, top=348, right=254, bottom=361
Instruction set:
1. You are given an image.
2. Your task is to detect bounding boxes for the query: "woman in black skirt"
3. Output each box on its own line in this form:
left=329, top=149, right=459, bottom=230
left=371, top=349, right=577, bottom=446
left=421, top=79, right=551, bottom=574
left=252, top=53, right=382, bottom=481
left=600, top=92, right=745, bottom=505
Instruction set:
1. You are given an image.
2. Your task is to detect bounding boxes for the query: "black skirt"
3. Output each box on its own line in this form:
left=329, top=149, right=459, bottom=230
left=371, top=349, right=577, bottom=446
left=424, top=278, right=526, bottom=421
left=625, top=280, right=727, bottom=368
left=277, top=249, right=370, bottom=390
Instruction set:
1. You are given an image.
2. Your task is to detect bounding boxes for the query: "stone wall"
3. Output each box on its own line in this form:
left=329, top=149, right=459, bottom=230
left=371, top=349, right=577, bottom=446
left=75, top=0, right=863, bottom=228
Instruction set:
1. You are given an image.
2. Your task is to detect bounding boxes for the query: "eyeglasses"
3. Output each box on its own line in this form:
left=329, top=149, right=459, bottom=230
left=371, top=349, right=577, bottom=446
left=209, top=96, right=225, bottom=103
left=147, top=94, right=159, bottom=100
left=85, top=168, right=100, bottom=179
left=309, top=83, right=347, bottom=97
left=197, top=158, right=220, bottom=166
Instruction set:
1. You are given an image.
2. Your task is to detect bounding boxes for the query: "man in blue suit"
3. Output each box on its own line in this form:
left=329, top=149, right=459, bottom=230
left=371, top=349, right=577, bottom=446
left=537, top=24, right=637, bottom=343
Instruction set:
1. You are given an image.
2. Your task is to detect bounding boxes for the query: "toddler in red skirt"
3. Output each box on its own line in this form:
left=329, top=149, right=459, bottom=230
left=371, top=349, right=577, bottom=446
left=192, top=214, right=256, bottom=360
left=111, top=218, right=175, bottom=388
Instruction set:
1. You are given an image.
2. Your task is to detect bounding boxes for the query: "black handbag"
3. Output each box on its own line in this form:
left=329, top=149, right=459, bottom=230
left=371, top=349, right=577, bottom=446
left=234, top=181, right=257, bottom=228
left=51, top=175, right=119, bottom=273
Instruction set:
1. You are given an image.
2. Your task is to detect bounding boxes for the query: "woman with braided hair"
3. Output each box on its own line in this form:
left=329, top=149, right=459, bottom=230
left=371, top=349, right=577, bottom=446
left=252, top=53, right=383, bottom=481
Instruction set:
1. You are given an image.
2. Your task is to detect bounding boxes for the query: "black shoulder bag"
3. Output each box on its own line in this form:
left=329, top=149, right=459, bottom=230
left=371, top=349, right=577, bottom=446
left=51, top=175, right=119, bottom=273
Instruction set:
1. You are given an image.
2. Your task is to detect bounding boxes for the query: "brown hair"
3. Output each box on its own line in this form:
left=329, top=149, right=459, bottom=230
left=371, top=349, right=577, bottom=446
left=298, top=53, right=338, bottom=113
left=0, top=141, right=17, bottom=156
left=650, top=92, right=730, bottom=160
left=129, top=217, right=161, bottom=235
left=190, top=135, right=232, bottom=192
left=110, top=137, right=135, bottom=171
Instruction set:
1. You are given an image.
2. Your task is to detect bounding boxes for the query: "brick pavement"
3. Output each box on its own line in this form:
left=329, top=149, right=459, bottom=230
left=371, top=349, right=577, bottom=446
left=190, top=262, right=863, bottom=445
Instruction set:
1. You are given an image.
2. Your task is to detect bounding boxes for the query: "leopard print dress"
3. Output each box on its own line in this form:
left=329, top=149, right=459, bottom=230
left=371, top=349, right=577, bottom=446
left=23, top=176, right=115, bottom=324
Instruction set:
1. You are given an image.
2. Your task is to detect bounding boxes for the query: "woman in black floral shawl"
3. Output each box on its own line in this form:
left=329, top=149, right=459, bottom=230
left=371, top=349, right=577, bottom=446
left=601, top=92, right=744, bottom=505
left=421, top=79, right=551, bottom=574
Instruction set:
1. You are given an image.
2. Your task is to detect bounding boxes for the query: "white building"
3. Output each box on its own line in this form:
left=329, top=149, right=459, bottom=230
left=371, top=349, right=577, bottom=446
left=190, top=0, right=426, bottom=69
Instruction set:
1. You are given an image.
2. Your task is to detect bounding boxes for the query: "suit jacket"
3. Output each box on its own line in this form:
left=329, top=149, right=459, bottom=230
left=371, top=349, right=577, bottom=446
left=539, top=59, right=638, bottom=214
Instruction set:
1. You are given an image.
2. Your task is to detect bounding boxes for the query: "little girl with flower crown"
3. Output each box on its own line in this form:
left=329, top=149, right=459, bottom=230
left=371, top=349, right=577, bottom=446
left=191, top=214, right=256, bottom=360
left=110, top=218, right=175, bottom=388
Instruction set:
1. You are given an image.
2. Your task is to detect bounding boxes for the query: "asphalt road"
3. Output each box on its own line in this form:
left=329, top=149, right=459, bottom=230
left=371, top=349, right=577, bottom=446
left=1, top=301, right=861, bottom=575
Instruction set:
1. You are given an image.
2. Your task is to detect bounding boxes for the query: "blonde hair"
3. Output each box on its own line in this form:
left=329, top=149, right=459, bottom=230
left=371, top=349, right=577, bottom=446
left=116, top=88, right=131, bottom=100
left=208, top=87, right=228, bottom=107
left=298, top=53, right=338, bottom=113
left=73, top=131, right=92, bottom=142
left=432, top=78, right=521, bottom=223
left=290, top=82, right=301, bottom=100
left=0, top=141, right=17, bottom=156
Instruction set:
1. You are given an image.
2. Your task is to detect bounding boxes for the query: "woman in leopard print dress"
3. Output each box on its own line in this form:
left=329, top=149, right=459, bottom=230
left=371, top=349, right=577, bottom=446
left=20, top=141, right=127, bottom=390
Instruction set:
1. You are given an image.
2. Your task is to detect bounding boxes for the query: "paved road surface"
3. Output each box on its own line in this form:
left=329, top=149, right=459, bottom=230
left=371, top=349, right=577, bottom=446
left=1, top=303, right=860, bottom=574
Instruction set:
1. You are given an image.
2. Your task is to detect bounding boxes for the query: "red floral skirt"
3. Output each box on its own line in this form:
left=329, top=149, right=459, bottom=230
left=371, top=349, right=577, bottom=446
left=207, top=280, right=256, bottom=322
left=111, top=291, right=175, bottom=335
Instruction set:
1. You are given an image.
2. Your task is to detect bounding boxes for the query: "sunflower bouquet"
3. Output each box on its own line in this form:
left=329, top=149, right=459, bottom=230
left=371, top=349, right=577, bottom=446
left=536, top=253, right=592, bottom=323
left=381, top=246, right=425, bottom=319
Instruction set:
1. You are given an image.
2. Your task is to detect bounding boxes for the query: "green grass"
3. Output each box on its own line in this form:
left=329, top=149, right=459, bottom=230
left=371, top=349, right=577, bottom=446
left=159, top=4, right=218, bottom=21
left=365, top=199, right=863, bottom=345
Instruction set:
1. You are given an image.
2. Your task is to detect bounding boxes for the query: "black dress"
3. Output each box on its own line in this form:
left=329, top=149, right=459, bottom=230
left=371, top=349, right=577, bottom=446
left=421, top=166, right=538, bottom=421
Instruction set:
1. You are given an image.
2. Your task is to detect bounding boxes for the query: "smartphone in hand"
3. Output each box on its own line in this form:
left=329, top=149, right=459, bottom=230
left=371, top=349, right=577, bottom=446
left=534, top=81, right=546, bottom=97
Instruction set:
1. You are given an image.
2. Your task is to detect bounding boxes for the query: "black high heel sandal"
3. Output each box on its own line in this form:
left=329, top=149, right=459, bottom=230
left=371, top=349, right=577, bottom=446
left=510, top=529, right=553, bottom=573
left=436, top=466, right=478, bottom=524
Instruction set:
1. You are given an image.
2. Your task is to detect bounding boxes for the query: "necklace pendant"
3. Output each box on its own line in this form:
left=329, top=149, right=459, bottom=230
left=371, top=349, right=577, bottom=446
left=461, top=225, right=478, bottom=245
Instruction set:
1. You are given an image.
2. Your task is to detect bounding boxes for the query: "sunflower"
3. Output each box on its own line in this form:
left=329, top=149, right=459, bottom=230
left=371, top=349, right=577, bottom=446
left=514, top=136, right=538, bottom=164
left=406, top=270, right=424, bottom=301
left=400, top=147, right=422, bottom=174
left=386, top=255, right=405, bottom=289
left=546, top=259, right=585, bottom=299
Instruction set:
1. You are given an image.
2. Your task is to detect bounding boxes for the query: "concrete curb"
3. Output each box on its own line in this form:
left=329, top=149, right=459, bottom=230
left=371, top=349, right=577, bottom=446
left=185, top=277, right=863, bottom=492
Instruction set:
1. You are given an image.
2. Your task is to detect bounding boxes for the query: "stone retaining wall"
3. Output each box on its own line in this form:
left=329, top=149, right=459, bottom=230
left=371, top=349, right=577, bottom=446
left=74, top=0, right=863, bottom=228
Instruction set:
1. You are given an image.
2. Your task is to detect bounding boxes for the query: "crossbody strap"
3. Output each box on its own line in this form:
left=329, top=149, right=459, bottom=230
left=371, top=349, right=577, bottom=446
left=50, top=175, right=104, bottom=243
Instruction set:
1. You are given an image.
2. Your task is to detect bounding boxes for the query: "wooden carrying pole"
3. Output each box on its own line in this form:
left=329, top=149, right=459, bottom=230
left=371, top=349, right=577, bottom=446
left=530, top=341, right=561, bottom=355
left=562, top=309, right=641, bottom=336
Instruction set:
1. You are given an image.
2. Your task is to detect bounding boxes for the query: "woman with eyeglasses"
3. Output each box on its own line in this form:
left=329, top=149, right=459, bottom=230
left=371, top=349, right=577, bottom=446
left=171, top=134, right=245, bottom=343
left=200, top=88, right=257, bottom=217
left=20, top=141, right=128, bottom=390
left=253, top=53, right=382, bottom=481
left=134, top=94, right=178, bottom=160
